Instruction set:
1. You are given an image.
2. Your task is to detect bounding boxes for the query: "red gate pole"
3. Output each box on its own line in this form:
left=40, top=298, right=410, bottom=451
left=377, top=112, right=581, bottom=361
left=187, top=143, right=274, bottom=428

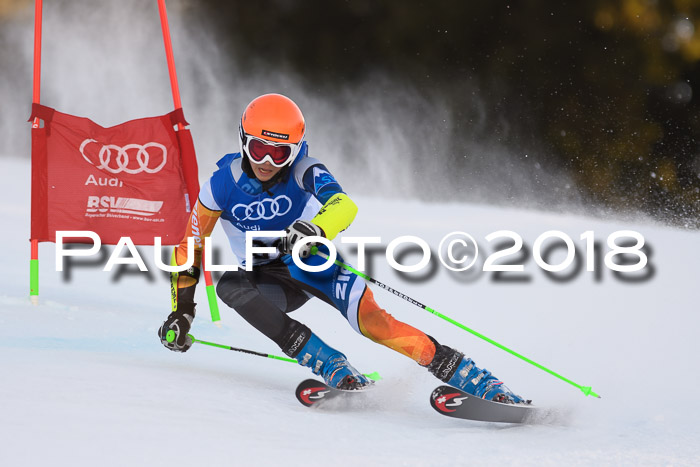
left=32, top=0, right=42, bottom=127
left=30, top=0, right=43, bottom=305
left=157, top=0, right=182, bottom=111
left=157, top=0, right=220, bottom=324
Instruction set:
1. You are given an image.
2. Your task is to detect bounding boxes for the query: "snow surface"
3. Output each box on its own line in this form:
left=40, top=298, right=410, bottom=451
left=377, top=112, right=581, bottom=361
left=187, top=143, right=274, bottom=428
left=2, top=157, right=699, bottom=466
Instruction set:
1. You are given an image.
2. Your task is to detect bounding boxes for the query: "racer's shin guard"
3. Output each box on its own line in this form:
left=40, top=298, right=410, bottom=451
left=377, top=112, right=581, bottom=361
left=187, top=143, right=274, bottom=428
left=356, top=287, right=436, bottom=366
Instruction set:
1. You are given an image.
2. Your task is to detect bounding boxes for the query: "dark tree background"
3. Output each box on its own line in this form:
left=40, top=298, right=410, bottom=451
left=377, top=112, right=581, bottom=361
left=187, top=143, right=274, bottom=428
left=191, top=0, right=700, bottom=226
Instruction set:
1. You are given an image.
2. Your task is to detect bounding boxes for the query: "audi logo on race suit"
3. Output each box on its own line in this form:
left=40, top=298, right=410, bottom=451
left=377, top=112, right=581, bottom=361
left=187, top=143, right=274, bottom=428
left=79, top=139, right=168, bottom=175
left=231, top=195, right=293, bottom=221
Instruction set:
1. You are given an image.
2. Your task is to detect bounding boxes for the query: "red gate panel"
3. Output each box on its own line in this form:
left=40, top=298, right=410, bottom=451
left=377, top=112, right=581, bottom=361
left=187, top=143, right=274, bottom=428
left=29, top=104, right=199, bottom=245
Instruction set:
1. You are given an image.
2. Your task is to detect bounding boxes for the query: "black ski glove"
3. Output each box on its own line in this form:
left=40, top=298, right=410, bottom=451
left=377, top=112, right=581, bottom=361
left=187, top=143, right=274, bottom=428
left=158, top=303, right=195, bottom=352
left=281, top=220, right=324, bottom=258
left=159, top=265, right=199, bottom=352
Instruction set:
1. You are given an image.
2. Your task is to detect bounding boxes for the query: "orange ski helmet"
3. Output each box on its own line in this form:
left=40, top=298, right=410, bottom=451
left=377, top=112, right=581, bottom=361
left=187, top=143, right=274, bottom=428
left=239, top=94, right=306, bottom=168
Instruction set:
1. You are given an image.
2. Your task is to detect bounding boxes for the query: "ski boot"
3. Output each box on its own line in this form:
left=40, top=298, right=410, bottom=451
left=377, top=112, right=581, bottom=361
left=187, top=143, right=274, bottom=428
left=282, top=323, right=371, bottom=390
left=428, top=343, right=526, bottom=404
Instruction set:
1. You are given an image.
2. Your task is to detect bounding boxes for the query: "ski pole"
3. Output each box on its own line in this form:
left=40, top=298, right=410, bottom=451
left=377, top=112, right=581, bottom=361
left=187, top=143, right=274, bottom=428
left=188, top=334, right=297, bottom=362
left=310, top=246, right=599, bottom=398
left=183, top=334, right=382, bottom=381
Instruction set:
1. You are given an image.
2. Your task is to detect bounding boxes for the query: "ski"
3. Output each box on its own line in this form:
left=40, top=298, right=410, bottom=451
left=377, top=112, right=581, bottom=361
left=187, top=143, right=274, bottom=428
left=295, top=378, right=372, bottom=408
left=430, top=385, right=538, bottom=423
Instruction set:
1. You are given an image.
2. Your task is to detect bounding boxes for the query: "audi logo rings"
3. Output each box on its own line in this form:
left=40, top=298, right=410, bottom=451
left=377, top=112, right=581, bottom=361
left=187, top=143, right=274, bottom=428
left=79, top=139, right=168, bottom=175
left=232, top=195, right=293, bottom=221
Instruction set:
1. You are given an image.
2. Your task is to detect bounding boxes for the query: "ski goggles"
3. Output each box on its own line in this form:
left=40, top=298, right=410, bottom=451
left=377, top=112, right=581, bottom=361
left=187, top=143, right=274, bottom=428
left=242, top=133, right=302, bottom=167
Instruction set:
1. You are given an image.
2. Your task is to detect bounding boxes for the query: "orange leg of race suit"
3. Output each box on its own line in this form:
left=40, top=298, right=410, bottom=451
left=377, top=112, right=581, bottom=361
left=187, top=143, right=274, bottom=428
left=357, top=287, right=436, bottom=366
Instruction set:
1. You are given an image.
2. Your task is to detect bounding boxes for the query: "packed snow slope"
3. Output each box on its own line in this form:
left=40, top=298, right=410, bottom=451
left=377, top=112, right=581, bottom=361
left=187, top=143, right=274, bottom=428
left=1, top=157, right=699, bottom=466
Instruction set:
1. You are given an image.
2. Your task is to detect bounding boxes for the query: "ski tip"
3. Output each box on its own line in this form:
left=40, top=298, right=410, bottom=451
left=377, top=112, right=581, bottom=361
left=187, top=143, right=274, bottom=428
left=364, top=371, right=382, bottom=382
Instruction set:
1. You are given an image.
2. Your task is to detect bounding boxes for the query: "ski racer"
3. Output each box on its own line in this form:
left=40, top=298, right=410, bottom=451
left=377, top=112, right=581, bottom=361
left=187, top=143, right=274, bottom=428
left=158, top=93, right=525, bottom=402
